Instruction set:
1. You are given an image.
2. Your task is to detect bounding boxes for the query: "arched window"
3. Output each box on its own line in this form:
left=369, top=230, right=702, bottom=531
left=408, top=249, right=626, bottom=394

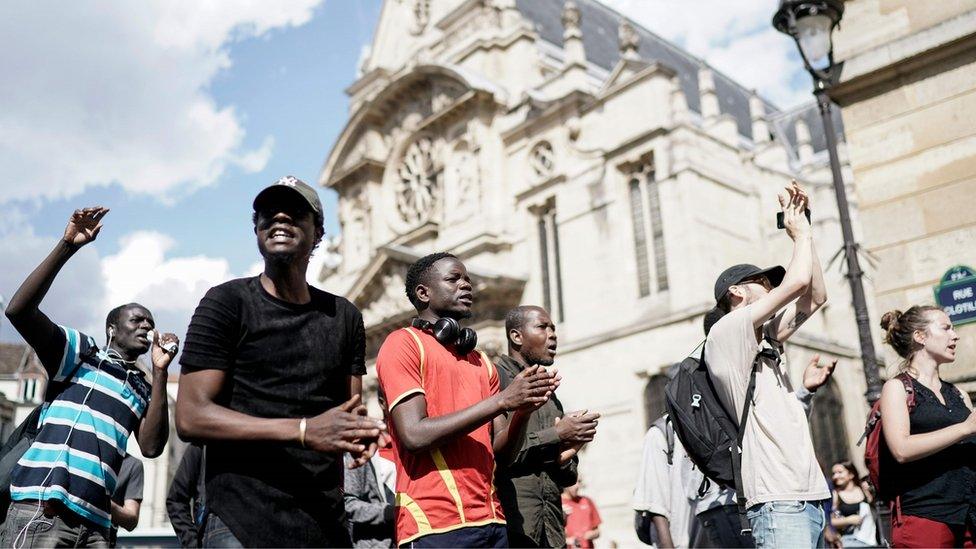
left=809, top=379, right=851, bottom=472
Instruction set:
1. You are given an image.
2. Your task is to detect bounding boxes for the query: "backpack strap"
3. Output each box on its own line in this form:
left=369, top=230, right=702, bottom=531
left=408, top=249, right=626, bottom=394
left=731, top=345, right=778, bottom=535
left=896, top=373, right=916, bottom=412
left=664, top=417, right=675, bottom=466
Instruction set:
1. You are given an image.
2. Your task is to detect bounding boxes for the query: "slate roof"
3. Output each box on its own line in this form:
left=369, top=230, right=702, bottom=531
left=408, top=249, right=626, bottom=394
left=0, top=343, right=40, bottom=376
left=514, top=0, right=844, bottom=155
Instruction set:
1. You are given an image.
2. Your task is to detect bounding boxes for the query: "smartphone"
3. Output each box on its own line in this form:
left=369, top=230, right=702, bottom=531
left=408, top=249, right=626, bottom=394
left=777, top=208, right=811, bottom=229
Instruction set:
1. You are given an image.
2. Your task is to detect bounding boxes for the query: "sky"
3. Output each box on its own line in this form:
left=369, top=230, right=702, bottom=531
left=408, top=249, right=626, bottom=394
left=0, top=0, right=810, bottom=347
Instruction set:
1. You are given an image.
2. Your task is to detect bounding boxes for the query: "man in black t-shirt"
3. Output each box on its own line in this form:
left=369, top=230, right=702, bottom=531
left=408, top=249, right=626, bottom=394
left=176, top=176, right=387, bottom=547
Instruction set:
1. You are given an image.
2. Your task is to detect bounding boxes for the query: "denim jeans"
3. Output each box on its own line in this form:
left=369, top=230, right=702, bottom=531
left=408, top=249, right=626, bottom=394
left=0, top=500, right=109, bottom=548
left=201, top=513, right=244, bottom=548
left=746, top=500, right=825, bottom=548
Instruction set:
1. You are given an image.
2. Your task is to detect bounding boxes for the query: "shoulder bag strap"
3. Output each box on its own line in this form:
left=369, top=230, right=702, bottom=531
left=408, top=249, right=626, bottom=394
left=732, top=346, right=776, bottom=535
left=896, top=373, right=916, bottom=412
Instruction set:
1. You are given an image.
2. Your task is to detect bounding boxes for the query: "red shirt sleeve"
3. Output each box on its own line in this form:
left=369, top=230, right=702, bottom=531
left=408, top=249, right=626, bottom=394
left=376, top=329, right=425, bottom=410
left=587, top=497, right=602, bottom=527
left=479, top=351, right=500, bottom=396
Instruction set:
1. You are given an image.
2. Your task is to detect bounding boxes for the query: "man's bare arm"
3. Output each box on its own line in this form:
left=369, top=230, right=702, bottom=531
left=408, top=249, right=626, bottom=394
left=748, top=184, right=814, bottom=328
left=772, top=230, right=827, bottom=342
left=389, top=366, right=555, bottom=453
left=6, top=208, right=109, bottom=374
left=176, top=369, right=383, bottom=455
left=110, top=499, right=141, bottom=532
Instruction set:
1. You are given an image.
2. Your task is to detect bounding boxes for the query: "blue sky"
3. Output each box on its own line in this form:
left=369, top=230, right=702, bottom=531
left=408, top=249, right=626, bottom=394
left=0, top=0, right=808, bottom=345
left=5, top=0, right=382, bottom=274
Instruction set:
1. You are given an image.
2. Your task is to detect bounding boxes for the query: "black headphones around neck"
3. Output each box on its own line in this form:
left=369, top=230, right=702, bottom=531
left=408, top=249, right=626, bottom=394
left=411, top=317, right=478, bottom=355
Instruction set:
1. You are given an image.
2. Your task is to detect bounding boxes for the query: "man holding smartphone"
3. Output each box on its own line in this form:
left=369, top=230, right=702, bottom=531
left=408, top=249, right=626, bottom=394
left=704, top=182, right=832, bottom=548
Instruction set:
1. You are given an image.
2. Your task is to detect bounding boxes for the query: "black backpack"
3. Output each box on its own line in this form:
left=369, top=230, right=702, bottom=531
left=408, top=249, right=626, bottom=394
left=664, top=341, right=779, bottom=533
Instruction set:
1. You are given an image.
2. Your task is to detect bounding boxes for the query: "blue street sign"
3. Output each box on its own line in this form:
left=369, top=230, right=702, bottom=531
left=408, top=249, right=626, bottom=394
left=934, top=266, right=976, bottom=326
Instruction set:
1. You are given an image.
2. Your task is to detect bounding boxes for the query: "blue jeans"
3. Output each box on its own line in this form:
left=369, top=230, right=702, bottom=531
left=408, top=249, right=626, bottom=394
left=201, top=513, right=244, bottom=548
left=747, top=500, right=825, bottom=548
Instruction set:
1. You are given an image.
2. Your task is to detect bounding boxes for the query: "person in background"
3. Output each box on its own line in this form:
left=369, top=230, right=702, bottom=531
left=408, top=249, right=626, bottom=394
left=166, top=444, right=206, bottom=548
left=563, top=479, right=601, bottom=548
left=878, top=305, right=976, bottom=547
left=632, top=414, right=699, bottom=548
left=108, top=455, right=144, bottom=546
left=344, top=392, right=396, bottom=548
left=830, top=460, right=876, bottom=547
left=495, top=305, right=598, bottom=548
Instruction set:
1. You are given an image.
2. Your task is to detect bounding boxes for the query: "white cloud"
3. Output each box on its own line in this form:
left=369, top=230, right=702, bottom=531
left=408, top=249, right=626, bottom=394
left=606, top=0, right=812, bottom=109
left=0, top=217, right=107, bottom=343
left=101, top=231, right=234, bottom=315
left=0, top=0, right=322, bottom=204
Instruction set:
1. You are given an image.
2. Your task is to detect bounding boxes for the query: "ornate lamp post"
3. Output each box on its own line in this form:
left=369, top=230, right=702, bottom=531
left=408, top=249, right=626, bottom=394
left=773, top=0, right=883, bottom=404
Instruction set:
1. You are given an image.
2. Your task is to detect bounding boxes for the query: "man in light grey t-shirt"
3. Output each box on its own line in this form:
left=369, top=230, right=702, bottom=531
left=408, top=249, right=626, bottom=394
left=703, top=182, right=837, bottom=548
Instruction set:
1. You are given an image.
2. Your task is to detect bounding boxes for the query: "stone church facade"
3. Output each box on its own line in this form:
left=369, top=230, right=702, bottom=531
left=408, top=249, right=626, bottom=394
left=318, top=0, right=876, bottom=544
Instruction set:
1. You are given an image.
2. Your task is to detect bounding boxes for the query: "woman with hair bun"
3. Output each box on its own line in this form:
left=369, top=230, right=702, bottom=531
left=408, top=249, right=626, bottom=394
left=878, top=305, right=976, bottom=547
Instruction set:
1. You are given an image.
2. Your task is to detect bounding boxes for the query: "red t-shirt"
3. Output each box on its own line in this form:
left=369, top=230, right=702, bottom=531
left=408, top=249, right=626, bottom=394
left=376, top=327, right=505, bottom=545
left=563, top=495, right=601, bottom=548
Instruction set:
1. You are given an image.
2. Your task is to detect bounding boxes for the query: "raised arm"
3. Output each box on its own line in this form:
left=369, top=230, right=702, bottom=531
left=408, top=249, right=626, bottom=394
left=771, top=185, right=827, bottom=341
left=880, top=378, right=976, bottom=463
left=134, top=331, right=178, bottom=458
left=5, top=207, right=108, bottom=374
left=748, top=183, right=814, bottom=329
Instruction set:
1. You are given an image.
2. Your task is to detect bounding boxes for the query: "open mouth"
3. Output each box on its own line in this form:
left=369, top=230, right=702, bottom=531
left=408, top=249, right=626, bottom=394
left=458, top=293, right=473, bottom=305
left=268, top=226, right=296, bottom=243
left=136, top=332, right=150, bottom=344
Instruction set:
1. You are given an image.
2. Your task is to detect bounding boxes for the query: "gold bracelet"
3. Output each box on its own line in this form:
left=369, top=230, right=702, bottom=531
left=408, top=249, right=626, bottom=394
left=299, top=417, right=308, bottom=448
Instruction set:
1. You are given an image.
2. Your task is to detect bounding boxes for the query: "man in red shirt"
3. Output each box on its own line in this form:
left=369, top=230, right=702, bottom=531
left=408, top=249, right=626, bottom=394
left=377, top=252, right=559, bottom=547
left=563, top=480, right=602, bottom=548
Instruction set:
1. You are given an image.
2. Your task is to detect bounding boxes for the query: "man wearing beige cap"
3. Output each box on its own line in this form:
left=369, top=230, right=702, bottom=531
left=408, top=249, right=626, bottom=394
left=177, top=176, right=387, bottom=547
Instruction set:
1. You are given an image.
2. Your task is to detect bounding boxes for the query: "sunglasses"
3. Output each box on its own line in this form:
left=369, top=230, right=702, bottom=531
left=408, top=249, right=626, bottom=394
left=740, top=276, right=772, bottom=290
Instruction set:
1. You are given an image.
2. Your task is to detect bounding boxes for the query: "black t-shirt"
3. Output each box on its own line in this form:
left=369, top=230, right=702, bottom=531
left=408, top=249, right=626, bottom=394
left=180, top=276, right=366, bottom=547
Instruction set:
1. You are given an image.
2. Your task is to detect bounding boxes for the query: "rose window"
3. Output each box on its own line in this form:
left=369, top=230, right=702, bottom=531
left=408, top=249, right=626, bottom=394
left=395, top=137, right=438, bottom=224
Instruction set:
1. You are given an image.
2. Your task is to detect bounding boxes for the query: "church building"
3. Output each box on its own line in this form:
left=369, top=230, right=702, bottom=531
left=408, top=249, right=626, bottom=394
left=318, top=0, right=875, bottom=542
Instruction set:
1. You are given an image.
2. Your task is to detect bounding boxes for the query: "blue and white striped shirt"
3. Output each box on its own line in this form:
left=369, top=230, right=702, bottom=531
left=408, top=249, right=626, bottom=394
left=10, top=326, right=152, bottom=529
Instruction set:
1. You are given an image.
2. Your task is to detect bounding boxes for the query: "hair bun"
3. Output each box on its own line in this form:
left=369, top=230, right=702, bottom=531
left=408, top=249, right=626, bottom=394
left=880, top=310, right=902, bottom=338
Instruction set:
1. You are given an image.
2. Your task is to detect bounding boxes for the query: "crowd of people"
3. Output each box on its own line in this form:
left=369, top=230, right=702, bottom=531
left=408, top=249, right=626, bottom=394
left=0, top=176, right=970, bottom=548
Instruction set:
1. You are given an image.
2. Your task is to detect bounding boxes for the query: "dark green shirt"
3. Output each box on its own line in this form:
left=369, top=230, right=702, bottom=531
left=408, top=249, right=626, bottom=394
left=495, top=355, right=578, bottom=548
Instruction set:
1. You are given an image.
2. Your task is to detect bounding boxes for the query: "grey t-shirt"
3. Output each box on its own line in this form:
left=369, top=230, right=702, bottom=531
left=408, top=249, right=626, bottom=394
left=113, top=455, right=144, bottom=505
left=703, top=305, right=829, bottom=507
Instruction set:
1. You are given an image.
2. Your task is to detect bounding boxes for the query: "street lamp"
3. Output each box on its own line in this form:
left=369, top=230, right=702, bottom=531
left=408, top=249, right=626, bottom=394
left=773, top=0, right=884, bottom=404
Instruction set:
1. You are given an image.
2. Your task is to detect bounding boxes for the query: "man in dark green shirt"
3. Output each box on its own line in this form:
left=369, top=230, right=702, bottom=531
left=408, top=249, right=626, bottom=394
left=494, top=305, right=601, bottom=548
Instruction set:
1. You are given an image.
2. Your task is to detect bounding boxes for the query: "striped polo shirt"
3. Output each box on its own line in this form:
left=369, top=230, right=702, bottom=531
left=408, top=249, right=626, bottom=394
left=10, top=326, right=152, bottom=529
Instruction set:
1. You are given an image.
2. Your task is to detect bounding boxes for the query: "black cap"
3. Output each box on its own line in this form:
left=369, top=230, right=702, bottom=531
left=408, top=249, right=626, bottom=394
left=253, top=175, right=322, bottom=217
left=713, top=263, right=786, bottom=302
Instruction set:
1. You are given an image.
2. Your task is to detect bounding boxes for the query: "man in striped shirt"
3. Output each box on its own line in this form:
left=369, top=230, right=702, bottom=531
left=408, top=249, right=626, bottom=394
left=1, top=207, right=175, bottom=548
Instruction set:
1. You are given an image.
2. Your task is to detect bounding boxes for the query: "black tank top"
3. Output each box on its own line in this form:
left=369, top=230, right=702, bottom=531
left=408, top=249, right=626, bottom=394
left=837, top=497, right=863, bottom=535
left=896, top=377, right=976, bottom=525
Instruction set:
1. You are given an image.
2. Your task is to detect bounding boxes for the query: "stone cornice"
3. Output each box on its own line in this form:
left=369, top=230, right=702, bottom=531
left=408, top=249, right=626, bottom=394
left=830, top=11, right=976, bottom=106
